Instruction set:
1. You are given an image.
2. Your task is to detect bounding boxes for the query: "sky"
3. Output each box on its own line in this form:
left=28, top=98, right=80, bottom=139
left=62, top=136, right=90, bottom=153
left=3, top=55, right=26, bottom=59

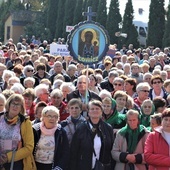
left=106, top=0, right=169, bottom=22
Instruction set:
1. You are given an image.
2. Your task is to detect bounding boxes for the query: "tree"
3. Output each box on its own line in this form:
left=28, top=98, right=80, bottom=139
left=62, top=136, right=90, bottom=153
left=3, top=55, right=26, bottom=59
left=147, top=0, right=165, bottom=48
left=73, top=0, right=84, bottom=25
left=62, top=0, right=77, bottom=39
left=106, top=0, right=122, bottom=44
left=47, top=0, right=59, bottom=39
left=96, top=0, right=107, bottom=27
left=55, top=0, right=66, bottom=39
left=163, top=3, right=170, bottom=48
left=92, top=0, right=99, bottom=16
left=119, top=0, right=139, bottom=48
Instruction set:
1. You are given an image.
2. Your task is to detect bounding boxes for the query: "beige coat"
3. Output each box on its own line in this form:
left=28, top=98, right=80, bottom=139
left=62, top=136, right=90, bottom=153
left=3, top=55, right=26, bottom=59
left=111, top=128, right=149, bottom=170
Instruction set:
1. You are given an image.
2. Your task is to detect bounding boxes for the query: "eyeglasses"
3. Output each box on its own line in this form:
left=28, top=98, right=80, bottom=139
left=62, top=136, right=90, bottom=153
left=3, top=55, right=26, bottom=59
left=44, top=115, right=58, bottom=119
left=140, top=90, right=150, bottom=93
left=11, top=102, right=21, bottom=107
left=114, top=83, right=122, bottom=86
left=27, top=70, right=33, bottom=72
left=153, top=81, right=161, bottom=84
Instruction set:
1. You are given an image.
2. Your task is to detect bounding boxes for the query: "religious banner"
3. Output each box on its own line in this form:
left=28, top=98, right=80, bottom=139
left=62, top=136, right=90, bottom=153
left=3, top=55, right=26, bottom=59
left=50, top=43, right=70, bottom=56
left=67, top=7, right=110, bottom=65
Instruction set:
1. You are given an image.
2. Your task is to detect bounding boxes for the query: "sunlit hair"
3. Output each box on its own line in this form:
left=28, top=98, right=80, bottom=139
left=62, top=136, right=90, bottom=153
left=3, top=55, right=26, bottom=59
left=5, top=94, right=25, bottom=115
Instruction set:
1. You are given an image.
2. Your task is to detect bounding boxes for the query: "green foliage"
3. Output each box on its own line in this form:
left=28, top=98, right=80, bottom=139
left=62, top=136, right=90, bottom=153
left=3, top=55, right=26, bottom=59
left=106, top=0, right=122, bottom=44
left=163, top=3, right=170, bottom=48
left=55, top=0, right=66, bottom=39
left=147, top=0, right=165, bottom=48
left=92, top=0, right=99, bottom=15
left=73, top=0, right=84, bottom=25
left=120, top=0, right=139, bottom=48
left=62, top=0, right=77, bottom=39
left=96, top=0, right=107, bottom=27
left=47, top=0, right=59, bottom=39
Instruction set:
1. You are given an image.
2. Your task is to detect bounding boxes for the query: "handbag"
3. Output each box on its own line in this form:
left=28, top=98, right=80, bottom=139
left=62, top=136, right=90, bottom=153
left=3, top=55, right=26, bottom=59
left=93, top=148, right=105, bottom=170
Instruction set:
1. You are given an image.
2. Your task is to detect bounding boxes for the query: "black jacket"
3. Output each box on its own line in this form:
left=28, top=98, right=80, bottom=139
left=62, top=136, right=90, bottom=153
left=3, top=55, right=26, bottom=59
left=69, top=120, right=114, bottom=170
left=32, top=123, right=69, bottom=170
left=67, top=89, right=101, bottom=102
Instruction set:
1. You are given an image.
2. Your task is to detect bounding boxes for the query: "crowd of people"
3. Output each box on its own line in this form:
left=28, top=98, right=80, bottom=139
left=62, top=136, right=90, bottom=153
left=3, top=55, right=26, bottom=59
left=0, top=36, right=170, bottom=169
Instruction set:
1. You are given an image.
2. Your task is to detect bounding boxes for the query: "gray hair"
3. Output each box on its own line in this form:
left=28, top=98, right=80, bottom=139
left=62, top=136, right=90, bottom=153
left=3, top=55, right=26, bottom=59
left=108, top=70, right=119, bottom=78
left=50, top=89, right=63, bottom=98
left=34, top=84, right=49, bottom=97
left=23, top=65, right=34, bottom=75
left=136, top=82, right=150, bottom=92
left=2, top=70, right=15, bottom=81
left=41, top=105, right=60, bottom=121
left=60, top=82, right=75, bottom=92
left=10, top=83, right=25, bottom=94
left=23, top=77, right=35, bottom=86
left=99, top=89, right=112, bottom=99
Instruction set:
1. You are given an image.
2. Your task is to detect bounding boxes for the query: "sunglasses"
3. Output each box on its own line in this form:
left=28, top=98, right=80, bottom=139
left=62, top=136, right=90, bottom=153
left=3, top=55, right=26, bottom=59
left=114, top=83, right=122, bottom=86
left=152, top=81, right=161, bottom=84
left=27, top=70, right=33, bottom=72
left=140, top=90, right=150, bottom=93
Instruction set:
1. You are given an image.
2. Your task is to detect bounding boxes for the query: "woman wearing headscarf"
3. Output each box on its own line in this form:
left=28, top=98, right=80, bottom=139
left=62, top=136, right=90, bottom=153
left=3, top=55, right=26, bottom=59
left=112, top=109, right=149, bottom=170
left=140, top=99, right=155, bottom=129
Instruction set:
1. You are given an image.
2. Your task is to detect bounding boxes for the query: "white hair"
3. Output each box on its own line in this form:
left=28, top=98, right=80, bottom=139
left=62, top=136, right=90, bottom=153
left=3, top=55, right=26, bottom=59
left=34, top=84, right=49, bottom=97
left=10, top=83, right=25, bottom=94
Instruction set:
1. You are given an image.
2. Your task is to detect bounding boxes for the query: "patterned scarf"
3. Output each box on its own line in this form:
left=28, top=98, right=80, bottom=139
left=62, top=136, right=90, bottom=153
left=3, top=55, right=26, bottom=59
left=4, top=113, right=20, bottom=125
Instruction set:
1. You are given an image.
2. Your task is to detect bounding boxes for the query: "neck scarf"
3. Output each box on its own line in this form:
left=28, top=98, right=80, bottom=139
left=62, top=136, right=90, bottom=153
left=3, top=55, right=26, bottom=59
left=4, top=113, right=20, bottom=125
left=119, top=124, right=145, bottom=153
left=40, top=122, right=58, bottom=136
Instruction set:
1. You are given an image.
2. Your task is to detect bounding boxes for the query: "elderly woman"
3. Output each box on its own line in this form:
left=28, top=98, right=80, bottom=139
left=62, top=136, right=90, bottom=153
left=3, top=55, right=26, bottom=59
left=124, top=78, right=137, bottom=99
left=61, top=99, right=86, bottom=145
left=23, top=77, right=35, bottom=89
left=34, top=84, right=50, bottom=104
left=60, top=82, right=75, bottom=103
left=140, top=99, right=155, bottom=128
left=102, top=97, right=126, bottom=131
left=113, top=90, right=129, bottom=114
left=20, top=65, right=39, bottom=87
left=23, top=88, right=36, bottom=121
left=31, top=101, right=47, bottom=125
left=149, top=75, right=168, bottom=100
left=0, top=93, right=6, bottom=114
left=0, top=94, right=36, bottom=170
left=134, top=82, right=151, bottom=109
left=112, top=77, right=124, bottom=97
left=49, top=89, right=69, bottom=121
left=69, top=100, right=114, bottom=170
left=112, top=109, right=149, bottom=170
left=88, top=74, right=101, bottom=94
left=144, top=108, right=170, bottom=169
left=32, top=105, right=69, bottom=170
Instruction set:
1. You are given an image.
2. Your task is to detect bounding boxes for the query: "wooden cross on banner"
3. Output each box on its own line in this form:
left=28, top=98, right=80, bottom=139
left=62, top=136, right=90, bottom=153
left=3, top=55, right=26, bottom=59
left=82, top=6, right=96, bottom=21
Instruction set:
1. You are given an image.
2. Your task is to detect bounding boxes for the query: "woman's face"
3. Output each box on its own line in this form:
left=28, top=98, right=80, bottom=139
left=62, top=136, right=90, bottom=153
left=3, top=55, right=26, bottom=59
left=0, top=99, right=5, bottom=112
left=152, top=79, right=163, bottom=90
left=102, top=101, right=112, bottom=115
left=35, top=106, right=45, bottom=119
left=24, top=96, right=33, bottom=109
left=113, top=81, right=124, bottom=91
left=25, top=80, right=34, bottom=88
left=88, top=104, right=102, bottom=120
left=62, top=87, right=70, bottom=99
left=127, top=114, right=139, bottom=130
left=115, top=96, right=126, bottom=109
left=89, top=76, right=96, bottom=87
left=39, top=90, right=49, bottom=102
left=68, top=104, right=82, bottom=118
left=162, top=117, right=170, bottom=133
left=150, top=118, right=159, bottom=131
left=43, top=110, right=58, bottom=129
left=8, top=100, right=22, bottom=119
left=142, top=102, right=152, bottom=115
left=124, top=82, right=133, bottom=91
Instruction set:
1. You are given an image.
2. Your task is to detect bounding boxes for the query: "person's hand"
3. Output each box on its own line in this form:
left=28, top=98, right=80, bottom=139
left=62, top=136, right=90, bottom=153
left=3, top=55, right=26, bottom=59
left=0, top=154, right=8, bottom=165
left=126, top=154, right=136, bottom=163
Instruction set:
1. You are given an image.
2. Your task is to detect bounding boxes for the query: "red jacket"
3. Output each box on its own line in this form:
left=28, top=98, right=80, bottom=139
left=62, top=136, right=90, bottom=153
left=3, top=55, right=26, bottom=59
left=144, top=127, right=170, bottom=170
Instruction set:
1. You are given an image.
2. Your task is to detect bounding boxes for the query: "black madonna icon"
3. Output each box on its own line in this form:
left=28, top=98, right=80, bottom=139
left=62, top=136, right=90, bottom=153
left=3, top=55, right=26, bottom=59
left=67, top=7, right=110, bottom=65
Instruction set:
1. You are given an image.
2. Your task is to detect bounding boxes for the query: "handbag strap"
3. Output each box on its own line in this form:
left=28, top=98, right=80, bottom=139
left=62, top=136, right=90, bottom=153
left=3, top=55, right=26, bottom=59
left=10, top=148, right=16, bottom=170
